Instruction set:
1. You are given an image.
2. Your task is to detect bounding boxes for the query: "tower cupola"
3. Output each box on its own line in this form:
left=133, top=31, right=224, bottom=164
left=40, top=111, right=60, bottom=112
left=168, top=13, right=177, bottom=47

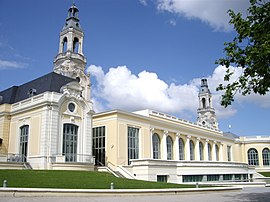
left=53, top=3, right=90, bottom=101
left=62, top=3, right=82, bottom=32
left=197, top=78, right=219, bottom=129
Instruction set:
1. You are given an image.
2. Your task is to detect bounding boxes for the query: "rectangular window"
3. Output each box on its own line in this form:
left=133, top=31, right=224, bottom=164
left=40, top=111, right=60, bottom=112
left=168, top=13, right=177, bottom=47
left=243, top=174, right=248, bottom=181
left=235, top=174, right=241, bottom=181
left=207, top=175, right=220, bottom=181
left=223, top=174, right=233, bottom=181
left=20, top=125, right=29, bottom=162
left=157, top=175, right=168, bottom=182
left=63, top=124, right=78, bottom=162
left=92, top=126, right=106, bottom=166
left=128, top=126, right=139, bottom=165
left=183, top=175, right=203, bottom=182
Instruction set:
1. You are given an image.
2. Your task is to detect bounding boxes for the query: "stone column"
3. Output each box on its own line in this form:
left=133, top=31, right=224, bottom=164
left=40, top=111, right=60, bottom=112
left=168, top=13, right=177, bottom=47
left=185, top=136, right=191, bottom=161
left=204, top=140, right=209, bottom=161
left=175, top=133, right=180, bottom=160
left=195, top=137, right=200, bottom=160
left=162, top=131, right=168, bottom=160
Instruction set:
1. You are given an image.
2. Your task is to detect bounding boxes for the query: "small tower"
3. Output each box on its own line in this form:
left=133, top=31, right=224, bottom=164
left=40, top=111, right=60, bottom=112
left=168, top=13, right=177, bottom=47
left=53, top=3, right=90, bottom=101
left=197, top=78, right=219, bottom=129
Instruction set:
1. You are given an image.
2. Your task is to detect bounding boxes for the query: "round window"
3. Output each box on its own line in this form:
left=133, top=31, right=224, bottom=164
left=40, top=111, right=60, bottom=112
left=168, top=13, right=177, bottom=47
left=68, top=103, right=76, bottom=112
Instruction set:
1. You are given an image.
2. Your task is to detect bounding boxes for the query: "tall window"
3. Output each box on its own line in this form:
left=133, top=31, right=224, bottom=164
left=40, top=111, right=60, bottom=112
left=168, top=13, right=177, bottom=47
left=190, top=140, right=195, bottom=160
left=166, top=136, right=173, bottom=160
left=62, top=37, right=67, bottom=53
left=179, top=138, right=185, bottom=160
left=152, top=133, right=160, bottom=159
left=199, top=142, right=204, bottom=160
left=227, top=145, right=232, bottom=161
left=128, top=126, right=139, bottom=165
left=63, top=124, right=78, bottom=162
left=93, top=126, right=106, bottom=166
left=73, top=37, right=79, bottom=53
left=202, top=98, right=206, bottom=108
left=262, top=148, right=270, bottom=166
left=248, top=148, right=259, bottom=166
left=208, top=144, right=212, bottom=160
left=215, top=144, right=219, bottom=161
left=20, top=125, right=29, bottom=162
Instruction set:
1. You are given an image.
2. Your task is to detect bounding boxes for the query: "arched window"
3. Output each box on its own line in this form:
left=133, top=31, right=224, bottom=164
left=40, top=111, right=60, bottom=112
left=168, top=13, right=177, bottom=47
left=166, top=136, right=173, bottom=160
left=199, top=142, right=204, bottom=160
left=190, top=140, right=195, bottom=160
left=20, top=125, right=29, bottom=162
left=73, top=37, right=79, bottom=53
left=152, top=133, right=160, bottom=159
left=62, top=37, right=67, bottom=53
left=262, top=148, right=270, bottom=166
left=179, top=138, right=185, bottom=160
left=202, top=98, right=206, bottom=108
left=248, top=148, right=259, bottom=166
left=63, top=124, right=78, bottom=162
left=208, top=144, right=212, bottom=160
left=215, top=145, right=219, bottom=161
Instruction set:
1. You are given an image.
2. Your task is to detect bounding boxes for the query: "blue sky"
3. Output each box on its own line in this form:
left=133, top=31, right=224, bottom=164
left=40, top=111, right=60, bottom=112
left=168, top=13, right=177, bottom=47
left=0, top=0, right=269, bottom=137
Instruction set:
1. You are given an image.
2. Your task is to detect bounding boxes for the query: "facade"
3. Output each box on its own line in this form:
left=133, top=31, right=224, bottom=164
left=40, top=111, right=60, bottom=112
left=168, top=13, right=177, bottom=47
left=0, top=4, right=269, bottom=183
left=0, top=4, right=94, bottom=170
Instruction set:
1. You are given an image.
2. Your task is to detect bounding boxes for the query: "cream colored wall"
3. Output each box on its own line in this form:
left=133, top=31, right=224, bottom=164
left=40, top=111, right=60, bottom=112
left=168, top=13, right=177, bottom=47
left=0, top=104, right=11, bottom=154
left=93, top=111, right=237, bottom=169
left=93, top=112, right=152, bottom=168
left=242, top=142, right=269, bottom=168
left=8, top=108, right=43, bottom=156
left=93, top=113, right=118, bottom=168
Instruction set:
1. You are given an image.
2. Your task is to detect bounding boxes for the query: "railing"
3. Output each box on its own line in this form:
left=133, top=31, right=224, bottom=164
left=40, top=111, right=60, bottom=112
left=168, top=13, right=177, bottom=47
left=51, top=154, right=95, bottom=164
left=0, top=153, right=27, bottom=163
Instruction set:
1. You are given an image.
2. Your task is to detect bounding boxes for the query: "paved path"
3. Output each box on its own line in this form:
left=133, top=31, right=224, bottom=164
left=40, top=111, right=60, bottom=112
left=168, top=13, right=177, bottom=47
left=0, top=187, right=269, bottom=202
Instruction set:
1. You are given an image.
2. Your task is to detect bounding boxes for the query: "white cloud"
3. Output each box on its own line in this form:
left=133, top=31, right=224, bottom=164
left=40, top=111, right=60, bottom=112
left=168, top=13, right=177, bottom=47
left=156, top=0, right=250, bottom=31
left=88, top=64, right=270, bottom=120
left=139, top=0, right=148, bottom=6
left=0, top=59, right=27, bottom=70
left=169, top=18, right=177, bottom=26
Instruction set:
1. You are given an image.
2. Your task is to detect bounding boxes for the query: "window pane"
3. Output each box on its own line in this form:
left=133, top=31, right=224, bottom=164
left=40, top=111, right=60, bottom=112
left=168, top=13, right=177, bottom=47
left=128, top=127, right=139, bottom=164
left=92, top=126, right=106, bottom=165
left=152, top=133, right=160, bottom=159
left=179, top=138, right=185, bottom=160
left=190, top=140, right=194, bottom=160
left=262, top=148, right=270, bottom=166
left=63, top=124, right=78, bottom=162
left=166, top=136, right=173, bottom=160
left=248, top=148, right=259, bottom=166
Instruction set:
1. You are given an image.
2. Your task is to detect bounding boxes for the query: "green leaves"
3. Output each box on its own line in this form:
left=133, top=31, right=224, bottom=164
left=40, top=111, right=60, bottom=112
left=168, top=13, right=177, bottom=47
left=216, top=0, right=270, bottom=107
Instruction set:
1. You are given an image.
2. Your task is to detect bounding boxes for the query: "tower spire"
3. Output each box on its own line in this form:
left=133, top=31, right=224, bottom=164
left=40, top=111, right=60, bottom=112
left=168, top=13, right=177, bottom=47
left=53, top=4, right=90, bottom=101
left=197, top=78, right=219, bottom=129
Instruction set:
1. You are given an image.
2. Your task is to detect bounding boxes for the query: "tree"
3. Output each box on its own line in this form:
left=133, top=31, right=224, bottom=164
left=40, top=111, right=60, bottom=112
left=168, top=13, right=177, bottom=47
left=216, top=0, right=270, bottom=107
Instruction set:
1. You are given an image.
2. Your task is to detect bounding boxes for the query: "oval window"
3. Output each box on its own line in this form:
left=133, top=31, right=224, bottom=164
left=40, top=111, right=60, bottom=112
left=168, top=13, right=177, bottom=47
left=68, top=103, right=76, bottom=112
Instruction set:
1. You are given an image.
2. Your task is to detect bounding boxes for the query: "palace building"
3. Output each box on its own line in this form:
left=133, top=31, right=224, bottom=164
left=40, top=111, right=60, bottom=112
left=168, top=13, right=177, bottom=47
left=0, top=4, right=269, bottom=183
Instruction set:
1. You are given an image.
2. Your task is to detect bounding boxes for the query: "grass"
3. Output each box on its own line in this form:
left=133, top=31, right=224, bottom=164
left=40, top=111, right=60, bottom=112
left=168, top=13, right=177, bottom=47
left=259, top=172, right=270, bottom=177
left=0, top=170, right=196, bottom=189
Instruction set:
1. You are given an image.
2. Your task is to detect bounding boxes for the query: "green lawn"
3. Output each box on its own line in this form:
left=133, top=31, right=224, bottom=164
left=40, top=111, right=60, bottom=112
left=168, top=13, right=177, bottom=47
left=259, top=172, right=270, bottom=177
left=0, top=170, right=195, bottom=189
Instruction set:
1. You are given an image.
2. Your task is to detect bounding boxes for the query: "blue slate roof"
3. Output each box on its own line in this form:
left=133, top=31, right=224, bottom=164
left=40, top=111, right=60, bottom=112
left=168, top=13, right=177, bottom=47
left=0, top=72, right=75, bottom=104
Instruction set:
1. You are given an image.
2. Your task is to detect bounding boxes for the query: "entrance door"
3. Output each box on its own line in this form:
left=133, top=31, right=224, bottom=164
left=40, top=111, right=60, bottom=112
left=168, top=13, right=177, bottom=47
left=20, top=125, right=29, bottom=162
left=63, top=124, right=78, bottom=162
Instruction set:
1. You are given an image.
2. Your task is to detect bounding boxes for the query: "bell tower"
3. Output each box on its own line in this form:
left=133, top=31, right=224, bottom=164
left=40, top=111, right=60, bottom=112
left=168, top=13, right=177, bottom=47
left=53, top=3, right=90, bottom=101
left=197, top=78, right=219, bottom=129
